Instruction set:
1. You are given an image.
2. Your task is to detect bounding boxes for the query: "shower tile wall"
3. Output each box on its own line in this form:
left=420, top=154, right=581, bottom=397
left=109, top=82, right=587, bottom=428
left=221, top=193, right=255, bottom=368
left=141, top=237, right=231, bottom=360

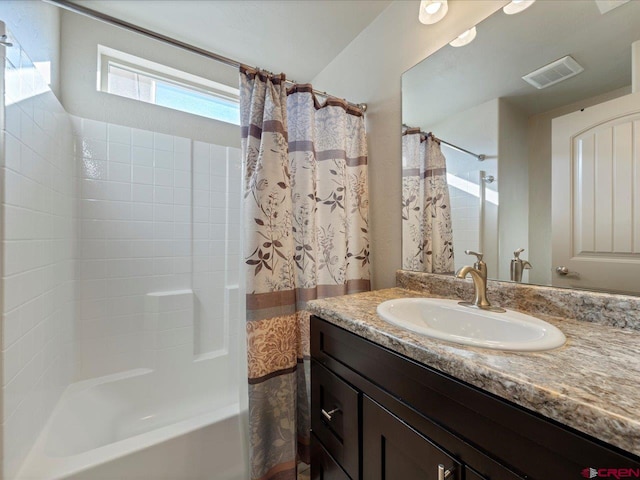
left=1, top=37, right=76, bottom=478
left=450, top=184, right=480, bottom=272
left=192, top=141, right=242, bottom=356
left=74, top=117, right=240, bottom=378
left=447, top=151, right=481, bottom=273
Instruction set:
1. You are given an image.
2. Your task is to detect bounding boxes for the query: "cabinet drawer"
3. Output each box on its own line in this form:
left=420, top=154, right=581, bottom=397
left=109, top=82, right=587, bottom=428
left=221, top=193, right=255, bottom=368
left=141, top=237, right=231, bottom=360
left=362, top=395, right=461, bottom=480
left=311, top=361, right=359, bottom=480
left=310, top=434, right=351, bottom=480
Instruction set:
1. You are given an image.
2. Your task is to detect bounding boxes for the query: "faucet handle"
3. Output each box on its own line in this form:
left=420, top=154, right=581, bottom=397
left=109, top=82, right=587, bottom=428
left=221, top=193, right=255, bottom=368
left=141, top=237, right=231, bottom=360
left=513, top=248, right=525, bottom=258
left=464, top=250, right=484, bottom=262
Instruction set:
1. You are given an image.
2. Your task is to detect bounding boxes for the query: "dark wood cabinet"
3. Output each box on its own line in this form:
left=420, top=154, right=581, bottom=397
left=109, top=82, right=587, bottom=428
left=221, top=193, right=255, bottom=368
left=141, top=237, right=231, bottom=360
left=311, top=362, right=359, bottom=480
left=310, top=315, right=640, bottom=480
left=362, top=396, right=460, bottom=480
left=310, top=436, right=350, bottom=480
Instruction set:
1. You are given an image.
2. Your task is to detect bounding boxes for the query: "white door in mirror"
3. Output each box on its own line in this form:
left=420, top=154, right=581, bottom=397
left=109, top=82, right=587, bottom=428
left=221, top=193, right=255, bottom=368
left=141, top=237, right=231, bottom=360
left=376, top=298, right=566, bottom=351
left=552, top=91, right=640, bottom=294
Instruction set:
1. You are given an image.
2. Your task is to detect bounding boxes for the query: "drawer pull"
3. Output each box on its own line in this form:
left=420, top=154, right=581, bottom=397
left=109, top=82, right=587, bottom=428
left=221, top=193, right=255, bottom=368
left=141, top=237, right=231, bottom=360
left=321, top=407, right=340, bottom=422
left=438, top=464, right=454, bottom=480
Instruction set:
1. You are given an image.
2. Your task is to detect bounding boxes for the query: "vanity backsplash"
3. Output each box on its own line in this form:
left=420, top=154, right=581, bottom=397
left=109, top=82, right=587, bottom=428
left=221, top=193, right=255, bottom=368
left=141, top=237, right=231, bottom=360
left=397, top=270, right=640, bottom=331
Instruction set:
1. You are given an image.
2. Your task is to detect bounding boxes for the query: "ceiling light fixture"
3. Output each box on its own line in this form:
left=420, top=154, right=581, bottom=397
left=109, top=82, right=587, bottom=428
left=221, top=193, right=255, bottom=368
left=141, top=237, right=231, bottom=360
left=419, top=0, right=448, bottom=25
left=449, top=27, right=477, bottom=48
left=503, top=0, right=536, bottom=15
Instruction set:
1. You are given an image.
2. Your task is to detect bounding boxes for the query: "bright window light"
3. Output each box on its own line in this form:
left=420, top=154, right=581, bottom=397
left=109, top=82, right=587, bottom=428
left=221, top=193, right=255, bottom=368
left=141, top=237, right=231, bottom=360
left=447, top=173, right=499, bottom=205
left=98, top=46, right=240, bottom=125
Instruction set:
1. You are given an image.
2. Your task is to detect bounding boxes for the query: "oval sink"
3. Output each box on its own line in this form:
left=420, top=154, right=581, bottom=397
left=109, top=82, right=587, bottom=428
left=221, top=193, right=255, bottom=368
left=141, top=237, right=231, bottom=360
left=376, top=298, right=566, bottom=351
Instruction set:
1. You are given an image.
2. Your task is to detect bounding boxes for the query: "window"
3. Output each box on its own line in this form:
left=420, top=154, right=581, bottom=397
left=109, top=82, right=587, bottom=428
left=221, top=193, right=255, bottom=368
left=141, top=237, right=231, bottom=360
left=98, top=46, right=240, bottom=125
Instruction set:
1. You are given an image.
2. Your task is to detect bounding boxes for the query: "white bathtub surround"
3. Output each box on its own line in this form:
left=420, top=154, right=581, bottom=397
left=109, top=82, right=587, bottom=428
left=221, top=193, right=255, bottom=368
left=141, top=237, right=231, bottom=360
left=1, top=23, right=247, bottom=479
left=1, top=30, right=77, bottom=478
left=143, top=290, right=194, bottom=369
left=74, top=118, right=193, bottom=378
left=17, top=364, right=244, bottom=480
left=191, top=142, right=242, bottom=356
left=73, top=117, right=242, bottom=379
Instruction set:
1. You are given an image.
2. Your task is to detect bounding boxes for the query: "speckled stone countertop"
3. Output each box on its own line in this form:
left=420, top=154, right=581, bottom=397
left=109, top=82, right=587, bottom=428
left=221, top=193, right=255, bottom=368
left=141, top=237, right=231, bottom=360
left=307, top=286, right=640, bottom=457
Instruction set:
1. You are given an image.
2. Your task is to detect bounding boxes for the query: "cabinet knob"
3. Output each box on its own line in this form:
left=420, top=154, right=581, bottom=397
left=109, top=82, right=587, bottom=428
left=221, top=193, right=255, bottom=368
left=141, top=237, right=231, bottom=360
left=321, top=407, right=340, bottom=422
left=438, top=464, right=454, bottom=480
left=555, top=266, right=569, bottom=275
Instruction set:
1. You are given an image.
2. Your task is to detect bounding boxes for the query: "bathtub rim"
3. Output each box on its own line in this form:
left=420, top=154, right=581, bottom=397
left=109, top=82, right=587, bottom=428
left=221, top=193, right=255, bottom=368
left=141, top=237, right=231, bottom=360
left=17, top=368, right=243, bottom=480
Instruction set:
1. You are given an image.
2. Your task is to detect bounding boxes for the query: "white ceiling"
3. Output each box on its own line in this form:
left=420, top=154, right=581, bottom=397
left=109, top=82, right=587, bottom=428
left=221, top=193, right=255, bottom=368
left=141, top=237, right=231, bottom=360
left=69, top=0, right=392, bottom=83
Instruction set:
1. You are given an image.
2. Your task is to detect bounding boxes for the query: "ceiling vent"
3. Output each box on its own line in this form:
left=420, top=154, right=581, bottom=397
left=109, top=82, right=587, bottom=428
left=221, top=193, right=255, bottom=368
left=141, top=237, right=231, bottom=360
left=522, top=56, right=584, bottom=89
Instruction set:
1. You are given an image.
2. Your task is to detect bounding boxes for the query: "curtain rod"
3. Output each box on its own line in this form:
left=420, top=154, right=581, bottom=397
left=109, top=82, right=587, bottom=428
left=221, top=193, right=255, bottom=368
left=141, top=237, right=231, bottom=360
left=403, top=125, right=485, bottom=161
left=44, top=0, right=367, bottom=112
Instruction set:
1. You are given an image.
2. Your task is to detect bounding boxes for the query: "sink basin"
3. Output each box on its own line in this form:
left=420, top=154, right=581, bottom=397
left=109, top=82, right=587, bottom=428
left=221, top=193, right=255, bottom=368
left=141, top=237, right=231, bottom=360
left=376, top=298, right=566, bottom=351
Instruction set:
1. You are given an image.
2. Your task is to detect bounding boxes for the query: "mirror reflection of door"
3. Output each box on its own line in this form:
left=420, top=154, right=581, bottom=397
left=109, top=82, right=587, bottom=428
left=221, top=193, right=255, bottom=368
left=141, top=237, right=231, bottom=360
left=552, top=92, right=640, bottom=295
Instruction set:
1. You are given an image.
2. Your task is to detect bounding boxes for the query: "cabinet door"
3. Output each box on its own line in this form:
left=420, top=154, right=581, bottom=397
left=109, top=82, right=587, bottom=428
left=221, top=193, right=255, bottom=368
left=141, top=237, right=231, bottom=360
left=363, top=396, right=461, bottom=480
left=310, top=434, right=351, bottom=480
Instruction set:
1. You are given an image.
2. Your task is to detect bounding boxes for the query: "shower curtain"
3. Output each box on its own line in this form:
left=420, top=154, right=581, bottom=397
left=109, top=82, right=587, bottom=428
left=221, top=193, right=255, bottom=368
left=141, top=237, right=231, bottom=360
left=240, top=68, right=370, bottom=480
left=402, top=129, right=454, bottom=273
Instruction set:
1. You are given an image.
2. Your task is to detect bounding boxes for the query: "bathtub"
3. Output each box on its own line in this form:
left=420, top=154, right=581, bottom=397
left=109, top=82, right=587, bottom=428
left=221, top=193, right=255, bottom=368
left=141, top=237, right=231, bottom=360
left=17, top=362, right=248, bottom=480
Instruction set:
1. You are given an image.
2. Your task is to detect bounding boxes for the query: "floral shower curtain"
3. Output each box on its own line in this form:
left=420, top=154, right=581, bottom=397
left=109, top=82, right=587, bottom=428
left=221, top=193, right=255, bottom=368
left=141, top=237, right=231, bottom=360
left=240, top=68, right=370, bottom=480
left=402, top=129, right=454, bottom=272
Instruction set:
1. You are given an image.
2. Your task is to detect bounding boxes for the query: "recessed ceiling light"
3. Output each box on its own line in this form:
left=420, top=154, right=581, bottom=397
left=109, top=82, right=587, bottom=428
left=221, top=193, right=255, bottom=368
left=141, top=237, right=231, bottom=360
left=419, top=0, right=448, bottom=25
left=503, top=0, right=536, bottom=15
left=449, top=27, right=477, bottom=48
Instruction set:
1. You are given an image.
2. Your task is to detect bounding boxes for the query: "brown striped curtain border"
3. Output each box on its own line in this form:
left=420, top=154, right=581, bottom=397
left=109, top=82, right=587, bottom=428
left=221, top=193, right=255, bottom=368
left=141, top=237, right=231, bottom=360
left=287, top=84, right=364, bottom=117
left=240, top=65, right=287, bottom=85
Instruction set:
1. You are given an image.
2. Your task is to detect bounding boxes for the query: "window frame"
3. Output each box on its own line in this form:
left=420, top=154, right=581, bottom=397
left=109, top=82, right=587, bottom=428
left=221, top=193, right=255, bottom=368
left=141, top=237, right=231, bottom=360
left=97, top=45, right=240, bottom=124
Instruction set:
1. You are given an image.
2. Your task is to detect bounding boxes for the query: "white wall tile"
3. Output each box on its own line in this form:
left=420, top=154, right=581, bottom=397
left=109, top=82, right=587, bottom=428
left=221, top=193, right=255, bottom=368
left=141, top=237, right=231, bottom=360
left=108, top=142, right=131, bottom=164
left=174, top=188, right=190, bottom=206
left=2, top=44, right=76, bottom=479
left=108, top=162, right=131, bottom=183
left=131, top=128, right=153, bottom=148
left=154, top=150, right=173, bottom=170
left=132, top=165, right=153, bottom=185
left=79, top=138, right=107, bottom=161
left=153, top=132, right=173, bottom=151
left=132, top=184, right=154, bottom=203
left=81, top=158, right=107, bottom=180
left=153, top=186, right=173, bottom=204
left=81, top=118, right=107, bottom=141
left=74, top=122, right=234, bottom=377
left=108, top=124, right=131, bottom=145
left=154, top=168, right=173, bottom=187
left=132, top=146, right=153, bottom=167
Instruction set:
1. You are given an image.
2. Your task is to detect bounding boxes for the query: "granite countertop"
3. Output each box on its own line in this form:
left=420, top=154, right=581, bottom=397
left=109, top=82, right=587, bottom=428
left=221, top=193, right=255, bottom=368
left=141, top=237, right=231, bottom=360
left=307, top=287, right=640, bottom=457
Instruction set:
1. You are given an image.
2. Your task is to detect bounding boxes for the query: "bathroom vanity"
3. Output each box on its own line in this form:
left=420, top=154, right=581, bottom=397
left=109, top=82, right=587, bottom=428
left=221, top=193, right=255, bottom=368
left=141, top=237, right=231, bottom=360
left=307, top=277, right=640, bottom=480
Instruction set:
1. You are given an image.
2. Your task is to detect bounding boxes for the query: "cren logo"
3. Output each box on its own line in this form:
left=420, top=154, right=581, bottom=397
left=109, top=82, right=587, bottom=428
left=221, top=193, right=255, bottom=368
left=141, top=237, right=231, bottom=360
left=582, top=468, right=640, bottom=479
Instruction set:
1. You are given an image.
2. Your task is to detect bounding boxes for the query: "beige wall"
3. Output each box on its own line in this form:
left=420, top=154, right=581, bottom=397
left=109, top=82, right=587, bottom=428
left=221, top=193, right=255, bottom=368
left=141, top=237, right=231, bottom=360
left=498, top=99, right=529, bottom=281
left=312, top=0, right=506, bottom=289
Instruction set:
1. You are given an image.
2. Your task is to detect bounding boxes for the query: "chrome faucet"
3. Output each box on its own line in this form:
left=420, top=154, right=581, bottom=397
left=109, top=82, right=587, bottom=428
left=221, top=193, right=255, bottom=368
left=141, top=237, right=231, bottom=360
left=455, top=250, right=505, bottom=313
left=510, top=248, right=532, bottom=283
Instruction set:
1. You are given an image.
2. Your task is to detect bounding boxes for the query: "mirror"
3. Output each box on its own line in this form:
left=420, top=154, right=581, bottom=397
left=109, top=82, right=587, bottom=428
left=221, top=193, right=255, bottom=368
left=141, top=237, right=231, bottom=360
left=402, top=0, right=640, bottom=295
